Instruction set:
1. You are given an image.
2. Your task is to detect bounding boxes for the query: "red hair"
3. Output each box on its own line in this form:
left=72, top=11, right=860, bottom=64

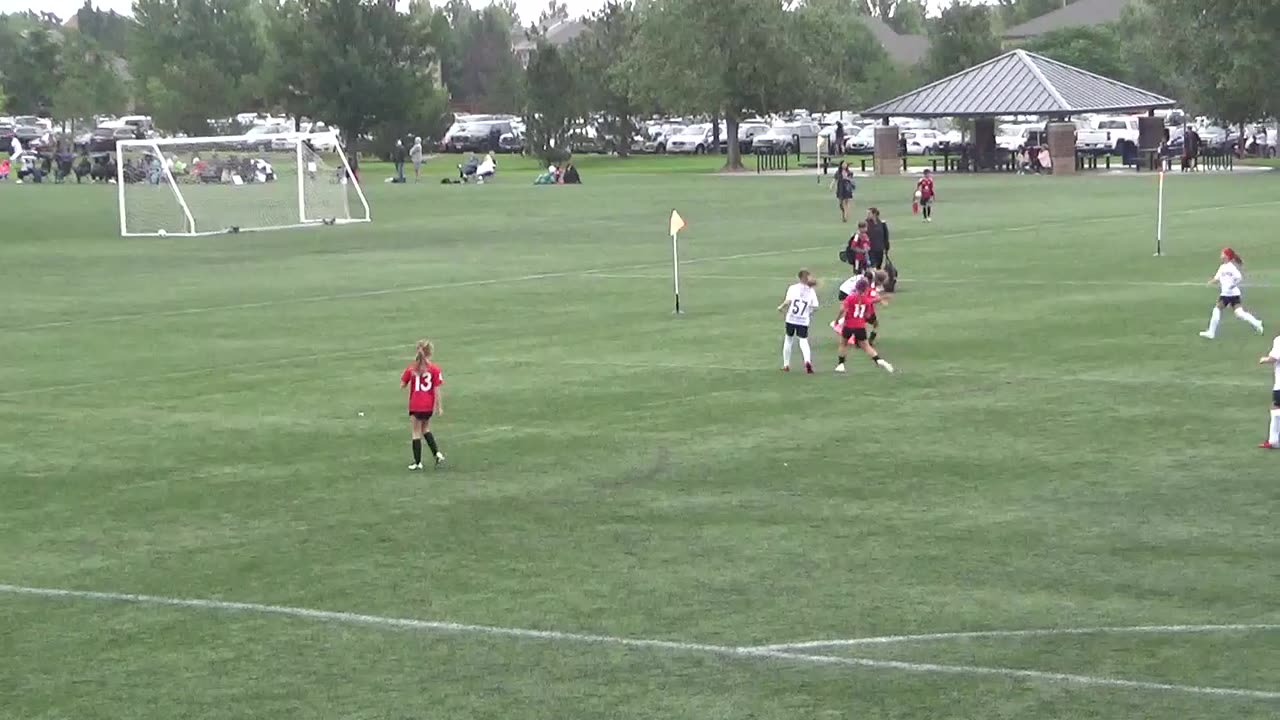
left=1224, top=247, right=1243, bottom=266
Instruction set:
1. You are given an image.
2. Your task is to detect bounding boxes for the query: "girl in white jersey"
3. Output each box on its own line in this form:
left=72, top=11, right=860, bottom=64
left=1257, top=335, right=1280, bottom=448
left=778, top=269, right=819, bottom=373
left=1200, top=247, right=1263, bottom=339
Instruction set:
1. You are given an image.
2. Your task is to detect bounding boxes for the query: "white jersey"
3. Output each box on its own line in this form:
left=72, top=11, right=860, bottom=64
left=1270, top=336, right=1280, bottom=390
left=783, top=282, right=819, bottom=326
left=838, top=275, right=859, bottom=297
left=1215, top=262, right=1242, bottom=297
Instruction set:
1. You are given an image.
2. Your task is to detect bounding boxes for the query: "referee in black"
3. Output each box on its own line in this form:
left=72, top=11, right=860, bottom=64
left=866, top=207, right=890, bottom=270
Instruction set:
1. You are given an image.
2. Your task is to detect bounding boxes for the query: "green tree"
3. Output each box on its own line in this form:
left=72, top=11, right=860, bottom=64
left=277, top=0, right=445, bottom=170
left=454, top=5, right=523, bottom=111
left=857, top=0, right=926, bottom=35
left=630, top=0, right=805, bottom=171
left=131, top=0, right=266, bottom=134
left=74, top=0, right=133, bottom=56
left=523, top=41, right=579, bottom=160
left=794, top=0, right=897, bottom=111
left=52, top=34, right=127, bottom=128
left=924, top=2, right=1001, bottom=81
left=996, top=0, right=1079, bottom=29
left=1150, top=0, right=1280, bottom=126
left=4, top=27, right=63, bottom=115
left=0, top=77, right=7, bottom=114
left=1021, top=24, right=1125, bottom=80
left=571, top=0, right=640, bottom=156
left=1113, top=1, right=1178, bottom=100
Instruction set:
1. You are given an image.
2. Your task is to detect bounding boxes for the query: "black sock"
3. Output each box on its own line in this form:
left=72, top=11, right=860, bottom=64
left=424, top=432, right=440, bottom=456
left=837, top=355, right=847, bottom=364
left=871, top=354, right=883, bottom=363
left=412, top=439, right=422, bottom=464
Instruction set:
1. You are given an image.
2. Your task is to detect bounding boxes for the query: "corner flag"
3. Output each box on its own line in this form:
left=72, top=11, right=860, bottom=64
left=669, top=210, right=686, bottom=314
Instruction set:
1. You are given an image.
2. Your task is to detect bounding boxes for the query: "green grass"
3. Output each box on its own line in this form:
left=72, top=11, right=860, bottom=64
left=2, top=167, right=1280, bottom=719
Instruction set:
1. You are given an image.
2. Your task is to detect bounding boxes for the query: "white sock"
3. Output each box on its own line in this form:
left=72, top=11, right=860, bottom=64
left=798, top=338, right=812, bottom=364
left=1270, top=409, right=1280, bottom=445
left=1207, top=307, right=1221, bottom=335
left=782, top=335, right=794, bottom=366
left=1235, top=307, right=1263, bottom=331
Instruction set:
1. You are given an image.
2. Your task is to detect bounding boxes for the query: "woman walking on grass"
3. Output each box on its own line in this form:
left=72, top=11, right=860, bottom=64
left=832, top=160, right=855, bottom=223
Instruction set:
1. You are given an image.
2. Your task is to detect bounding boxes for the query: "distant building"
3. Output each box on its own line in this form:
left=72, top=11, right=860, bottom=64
left=512, top=19, right=588, bottom=69
left=1003, top=0, right=1135, bottom=44
left=857, top=16, right=927, bottom=67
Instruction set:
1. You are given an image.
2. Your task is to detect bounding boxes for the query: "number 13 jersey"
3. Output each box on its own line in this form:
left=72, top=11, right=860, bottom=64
left=401, top=363, right=444, bottom=412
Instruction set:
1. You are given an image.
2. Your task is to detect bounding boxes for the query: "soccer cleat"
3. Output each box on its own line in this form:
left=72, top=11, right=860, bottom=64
left=834, top=364, right=846, bottom=373
left=782, top=365, right=790, bottom=372
left=1198, top=331, right=1215, bottom=339
left=805, top=362, right=814, bottom=374
left=1260, top=441, right=1276, bottom=449
left=434, top=452, right=446, bottom=468
left=408, top=463, right=423, bottom=471
left=879, top=360, right=896, bottom=373
left=1258, top=325, right=1266, bottom=335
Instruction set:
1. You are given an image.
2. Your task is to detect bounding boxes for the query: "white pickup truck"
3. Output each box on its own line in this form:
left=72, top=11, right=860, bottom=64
left=1084, top=116, right=1140, bottom=152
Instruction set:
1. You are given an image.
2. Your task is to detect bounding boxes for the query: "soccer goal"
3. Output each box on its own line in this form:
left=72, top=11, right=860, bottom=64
left=115, top=131, right=371, bottom=237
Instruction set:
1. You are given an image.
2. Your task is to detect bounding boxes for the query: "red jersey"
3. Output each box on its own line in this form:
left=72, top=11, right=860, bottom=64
left=916, top=176, right=935, bottom=199
left=841, top=292, right=877, bottom=329
left=401, top=363, right=444, bottom=412
left=849, top=232, right=870, bottom=255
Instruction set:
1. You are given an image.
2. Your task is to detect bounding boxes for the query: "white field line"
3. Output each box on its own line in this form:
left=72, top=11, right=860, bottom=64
left=2, top=352, right=1262, bottom=401
left=5, top=246, right=835, bottom=333
left=748, top=623, right=1280, bottom=652
left=749, top=648, right=1280, bottom=701
left=11, top=198, right=1279, bottom=334
left=588, top=272, right=1280, bottom=290
left=1, top=583, right=1276, bottom=701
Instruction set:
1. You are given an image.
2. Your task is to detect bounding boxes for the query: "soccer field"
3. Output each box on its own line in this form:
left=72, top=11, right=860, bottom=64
left=3, top=165, right=1279, bottom=719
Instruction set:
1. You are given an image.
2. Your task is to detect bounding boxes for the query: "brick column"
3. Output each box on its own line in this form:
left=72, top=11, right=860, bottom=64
left=973, top=118, right=996, bottom=170
left=1047, top=122, right=1077, bottom=175
left=874, top=125, right=900, bottom=176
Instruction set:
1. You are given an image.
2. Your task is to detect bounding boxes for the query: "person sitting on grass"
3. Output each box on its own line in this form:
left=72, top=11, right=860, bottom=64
left=458, top=153, right=480, bottom=183
left=561, top=160, right=580, bottom=184
left=475, top=151, right=496, bottom=183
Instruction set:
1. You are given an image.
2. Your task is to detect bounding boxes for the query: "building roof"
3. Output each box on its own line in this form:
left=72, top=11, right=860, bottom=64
left=1003, top=0, right=1133, bottom=40
left=511, top=19, right=588, bottom=53
left=858, top=16, right=927, bottom=66
left=861, top=49, right=1175, bottom=118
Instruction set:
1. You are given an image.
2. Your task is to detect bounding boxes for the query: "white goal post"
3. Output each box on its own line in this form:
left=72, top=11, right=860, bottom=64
left=115, top=130, right=371, bottom=237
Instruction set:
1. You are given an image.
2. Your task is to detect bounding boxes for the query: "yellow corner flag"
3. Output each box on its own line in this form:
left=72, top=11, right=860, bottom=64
left=669, top=209, right=686, bottom=237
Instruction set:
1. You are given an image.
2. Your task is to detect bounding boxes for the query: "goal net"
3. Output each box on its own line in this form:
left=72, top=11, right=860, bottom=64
left=115, top=131, right=371, bottom=237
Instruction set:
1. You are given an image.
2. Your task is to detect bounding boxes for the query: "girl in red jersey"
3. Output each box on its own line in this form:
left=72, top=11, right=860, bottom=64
left=914, top=169, right=935, bottom=222
left=834, top=278, right=894, bottom=374
left=400, top=340, right=445, bottom=470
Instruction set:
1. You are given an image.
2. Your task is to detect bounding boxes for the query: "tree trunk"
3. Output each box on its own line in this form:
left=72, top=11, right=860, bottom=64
left=344, top=128, right=360, bottom=173
left=723, top=112, right=743, bottom=171
left=711, top=113, right=720, bottom=154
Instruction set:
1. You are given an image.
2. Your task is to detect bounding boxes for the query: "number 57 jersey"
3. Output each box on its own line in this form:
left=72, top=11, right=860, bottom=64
left=784, top=282, right=820, bottom=326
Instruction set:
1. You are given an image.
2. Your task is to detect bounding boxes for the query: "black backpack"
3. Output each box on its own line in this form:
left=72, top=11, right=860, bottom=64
left=883, top=256, right=899, bottom=292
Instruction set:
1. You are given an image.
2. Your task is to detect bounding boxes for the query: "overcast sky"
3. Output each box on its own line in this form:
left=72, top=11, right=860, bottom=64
left=0, top=0, right=976, bottom=25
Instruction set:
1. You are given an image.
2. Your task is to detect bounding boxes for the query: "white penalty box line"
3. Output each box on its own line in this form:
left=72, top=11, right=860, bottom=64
left=2, top=583, right=1277, bottom=701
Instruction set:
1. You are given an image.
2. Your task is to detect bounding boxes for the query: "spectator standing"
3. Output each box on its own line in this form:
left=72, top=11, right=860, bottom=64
left=410, top=136, right=424, bottom=182
left=834, top=121, right=845, bottom=156
left=392, top=139, right=407, bottom=182
left=866, top=207, right=890, bottom=270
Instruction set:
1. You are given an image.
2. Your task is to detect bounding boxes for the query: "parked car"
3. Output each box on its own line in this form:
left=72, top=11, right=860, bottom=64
left=666, top=124, right=715, bottom=154
left=0, top=123, right=15, bottom=147
left=14, top=125, right=48, bottom=150
left=844, top=125, right=877, bottom=154
left=751, top=121, right=819, bottom=154
left=737, top=121, right=770, bottom=153
left=1091, top=116, right=1140, bottom=153
left=445, top=119, right=513, bottom=153
left=87, top=126, right=138, bottom=153
left=996, top=123, right=1044, bottom=152
left=240, top=123, right=290, bottom=151
left=900, top=129, right=945, bottom=155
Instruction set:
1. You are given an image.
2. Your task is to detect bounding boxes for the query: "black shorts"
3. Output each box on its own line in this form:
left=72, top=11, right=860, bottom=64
left=837, top=290, right=850, bottom=301
left=1272, top=389, right=1280, bottom=407
left=841, top=326, right=868, bottom=345
left=867, top=314, right=878, bottom=326
left=868, top=251, right=884, bottom=269
left=1219, top=295, right=1241, bottom=307
left=409, top=411, right=434, bottom=421
left=852, top=254, right=869, bottom=271
left=920, top=196, right=933, bottom=207
left=784, top=323, right=810, bottom=338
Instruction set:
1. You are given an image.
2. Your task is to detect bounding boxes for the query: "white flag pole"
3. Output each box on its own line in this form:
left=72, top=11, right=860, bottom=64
left=671, top=228, right=682, bottom=314
left=1154, top=170, right=1165, bottom=257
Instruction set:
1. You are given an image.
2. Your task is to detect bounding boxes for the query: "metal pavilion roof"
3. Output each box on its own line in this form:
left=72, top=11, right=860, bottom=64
left=861, top=49, right=1176, bottom=119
